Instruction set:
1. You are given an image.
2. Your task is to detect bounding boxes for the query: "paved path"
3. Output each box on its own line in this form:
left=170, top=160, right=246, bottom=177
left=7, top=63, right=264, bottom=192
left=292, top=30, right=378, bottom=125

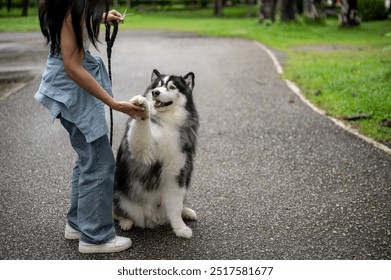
left=1, top=31, right=390, bottom=260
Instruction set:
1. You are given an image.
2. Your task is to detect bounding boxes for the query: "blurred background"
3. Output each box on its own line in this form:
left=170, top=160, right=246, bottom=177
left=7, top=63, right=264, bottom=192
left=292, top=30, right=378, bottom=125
left=1, top=0, right=391, bottom=147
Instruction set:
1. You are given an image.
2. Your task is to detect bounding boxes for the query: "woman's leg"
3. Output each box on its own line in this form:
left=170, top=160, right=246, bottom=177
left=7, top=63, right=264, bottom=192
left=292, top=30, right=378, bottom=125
left=66, top=159, right=80, bottom=230
left=60, top=116, right=116, bottom=244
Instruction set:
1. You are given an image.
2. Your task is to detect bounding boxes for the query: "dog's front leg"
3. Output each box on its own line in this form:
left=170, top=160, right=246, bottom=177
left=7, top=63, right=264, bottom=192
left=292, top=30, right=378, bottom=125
left=128, top=95, right=156, bottom=165
left=163, top=186, right=192, bottom=239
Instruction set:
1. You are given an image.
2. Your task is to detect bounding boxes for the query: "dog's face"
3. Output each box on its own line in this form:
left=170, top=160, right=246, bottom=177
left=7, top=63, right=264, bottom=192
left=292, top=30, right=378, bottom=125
left=147, top=69, right=195, bottom=113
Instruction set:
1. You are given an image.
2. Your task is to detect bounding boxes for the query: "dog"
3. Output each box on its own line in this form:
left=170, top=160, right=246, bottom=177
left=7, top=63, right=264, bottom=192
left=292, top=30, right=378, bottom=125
left=113, top=69, right=199, bottom=239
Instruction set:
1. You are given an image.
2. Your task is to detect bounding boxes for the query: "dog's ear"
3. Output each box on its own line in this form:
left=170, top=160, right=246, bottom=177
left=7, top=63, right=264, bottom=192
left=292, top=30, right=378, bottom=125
left=183, top=72, right=195, bottom=90
left=151, top=69, right=161, bottom=83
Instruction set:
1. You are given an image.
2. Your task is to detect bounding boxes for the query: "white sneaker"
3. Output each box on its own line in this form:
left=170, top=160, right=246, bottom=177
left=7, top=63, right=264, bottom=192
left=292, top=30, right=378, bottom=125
left=79, top=235, right=132, bottom=254
left=64, top=223, right=81, bottom=240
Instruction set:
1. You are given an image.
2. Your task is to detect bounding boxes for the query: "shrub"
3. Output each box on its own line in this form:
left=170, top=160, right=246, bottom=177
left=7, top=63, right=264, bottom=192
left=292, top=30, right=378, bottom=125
left=358, top=0, right=388, bottom=21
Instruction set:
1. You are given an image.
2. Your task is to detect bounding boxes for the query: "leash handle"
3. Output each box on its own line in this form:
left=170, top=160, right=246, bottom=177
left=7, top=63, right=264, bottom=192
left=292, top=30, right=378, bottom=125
left=105, top=20, right=119, bottom=147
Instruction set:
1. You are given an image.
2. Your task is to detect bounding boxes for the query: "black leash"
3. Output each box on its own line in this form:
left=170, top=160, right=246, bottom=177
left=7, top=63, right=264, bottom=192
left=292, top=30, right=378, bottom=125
left=105, top=20, right=119, bottom=147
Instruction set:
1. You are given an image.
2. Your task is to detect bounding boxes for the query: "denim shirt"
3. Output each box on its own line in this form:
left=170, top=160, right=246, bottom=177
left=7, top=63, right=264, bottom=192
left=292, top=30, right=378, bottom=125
left=35, top=51, right=113, bottom=143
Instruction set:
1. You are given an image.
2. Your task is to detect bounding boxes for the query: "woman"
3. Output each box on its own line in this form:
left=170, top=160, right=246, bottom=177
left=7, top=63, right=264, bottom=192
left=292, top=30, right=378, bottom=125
left=35, top=0, right=147, bottom=253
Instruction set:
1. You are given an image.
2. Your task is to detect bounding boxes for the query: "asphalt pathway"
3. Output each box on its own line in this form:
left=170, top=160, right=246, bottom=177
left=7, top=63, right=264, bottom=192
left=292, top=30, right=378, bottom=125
left=1, top=31, right=390, bottom=260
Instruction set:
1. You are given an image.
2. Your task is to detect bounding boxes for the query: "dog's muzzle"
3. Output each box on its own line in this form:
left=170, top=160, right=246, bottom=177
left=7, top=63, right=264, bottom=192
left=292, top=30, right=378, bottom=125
left=154, top=100, right=173, bottom=108
left=152, top=89, right=173, bottom=108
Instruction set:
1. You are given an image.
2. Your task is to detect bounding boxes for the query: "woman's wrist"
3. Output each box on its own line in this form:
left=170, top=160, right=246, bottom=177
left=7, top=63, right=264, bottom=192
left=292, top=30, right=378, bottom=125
left=108, top=98, right=120, bottom=111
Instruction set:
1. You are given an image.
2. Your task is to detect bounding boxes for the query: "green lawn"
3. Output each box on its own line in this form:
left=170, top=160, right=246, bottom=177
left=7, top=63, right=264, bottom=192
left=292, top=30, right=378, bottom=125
left=1, top=6, right=390, bottom=147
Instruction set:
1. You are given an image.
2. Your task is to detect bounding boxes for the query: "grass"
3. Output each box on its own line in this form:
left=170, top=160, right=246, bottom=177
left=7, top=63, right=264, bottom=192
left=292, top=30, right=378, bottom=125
left=1, top=5, right=390, bottom=147
left=284, top=48, right=391, bottom=142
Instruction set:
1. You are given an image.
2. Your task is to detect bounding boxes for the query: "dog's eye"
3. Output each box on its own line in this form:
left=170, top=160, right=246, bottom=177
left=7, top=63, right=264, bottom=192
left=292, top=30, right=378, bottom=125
left=169, top=86, right=176, bottom=90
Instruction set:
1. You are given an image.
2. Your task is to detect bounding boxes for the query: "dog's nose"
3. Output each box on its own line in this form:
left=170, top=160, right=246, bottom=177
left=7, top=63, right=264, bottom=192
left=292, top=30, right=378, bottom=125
left=152, top=90, right=160, bottom=97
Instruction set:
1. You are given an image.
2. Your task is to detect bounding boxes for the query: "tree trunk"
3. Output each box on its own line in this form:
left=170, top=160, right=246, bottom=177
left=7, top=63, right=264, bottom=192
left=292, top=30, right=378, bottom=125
left=258, top=0, right=277, bottom=23
left=304, top=0, right=324, bottom=20
left=7, top=0, right=12, bottom=12
left=21, top=0, right=29, bottom=17
left=246, top=0, right=254, bottom=17
left=280, top=0, right=296, bottom=22
left=296, top=0, right=304, bottom=15
left=339, top=0, right=360, bottom=27
left=214, top=0, right=224, bottom=17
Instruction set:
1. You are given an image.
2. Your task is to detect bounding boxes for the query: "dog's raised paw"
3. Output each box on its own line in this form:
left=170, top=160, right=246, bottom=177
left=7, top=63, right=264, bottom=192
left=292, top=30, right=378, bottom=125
left=130, top=95, right=149, bottom=111
left=174, top=226, right=193, bottom=239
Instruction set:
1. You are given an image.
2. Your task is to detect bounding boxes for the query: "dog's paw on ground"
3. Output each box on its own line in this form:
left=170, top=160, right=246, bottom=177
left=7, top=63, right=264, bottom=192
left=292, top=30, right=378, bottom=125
left=174, top=226, right=193, bottom=239
left=119, top=219, right=134, bottom=231
left=182, top=207, right=197, bottom=221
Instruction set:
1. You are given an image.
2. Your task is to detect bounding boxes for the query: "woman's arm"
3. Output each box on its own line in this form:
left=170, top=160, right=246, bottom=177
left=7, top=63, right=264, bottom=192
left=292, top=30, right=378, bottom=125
left=60, top=12, right=147, bottom=118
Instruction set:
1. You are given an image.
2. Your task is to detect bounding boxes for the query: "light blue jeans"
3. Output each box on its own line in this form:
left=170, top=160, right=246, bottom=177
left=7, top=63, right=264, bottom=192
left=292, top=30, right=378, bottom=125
left=60, top=116, right=116, bottom=244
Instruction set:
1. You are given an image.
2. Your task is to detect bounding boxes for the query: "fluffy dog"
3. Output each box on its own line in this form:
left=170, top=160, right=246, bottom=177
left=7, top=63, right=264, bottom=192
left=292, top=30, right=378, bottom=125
left=113, top=69, right=199, bottom=238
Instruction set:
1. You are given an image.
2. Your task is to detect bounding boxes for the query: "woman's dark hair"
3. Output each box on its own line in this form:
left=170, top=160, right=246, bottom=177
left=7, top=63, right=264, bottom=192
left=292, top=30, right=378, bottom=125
left=39, top=0, right=110, bottom=55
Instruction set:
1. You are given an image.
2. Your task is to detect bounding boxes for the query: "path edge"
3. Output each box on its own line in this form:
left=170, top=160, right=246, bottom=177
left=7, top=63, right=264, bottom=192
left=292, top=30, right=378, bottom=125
left=253, top=41, right=391, bottom=155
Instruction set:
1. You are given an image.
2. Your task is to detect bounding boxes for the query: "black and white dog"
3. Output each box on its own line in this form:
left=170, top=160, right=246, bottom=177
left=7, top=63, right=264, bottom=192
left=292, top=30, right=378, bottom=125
left=113, top=69, right=199, bottom=239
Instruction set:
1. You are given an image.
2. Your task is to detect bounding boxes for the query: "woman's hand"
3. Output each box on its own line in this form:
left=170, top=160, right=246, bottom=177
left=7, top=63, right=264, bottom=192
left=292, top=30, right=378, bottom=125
left=101, top=10, right=124, bottom=24
left=112, top=100, right=149, bottom=120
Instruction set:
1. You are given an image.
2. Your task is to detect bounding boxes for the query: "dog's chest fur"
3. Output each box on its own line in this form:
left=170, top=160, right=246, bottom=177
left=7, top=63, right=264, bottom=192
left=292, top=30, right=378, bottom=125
left=128, top=109, right=188, bottom=177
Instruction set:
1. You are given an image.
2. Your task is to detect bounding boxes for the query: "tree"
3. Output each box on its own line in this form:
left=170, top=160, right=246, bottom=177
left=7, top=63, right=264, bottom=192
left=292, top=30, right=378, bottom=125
left=7, top=0, right=12, bottom=11
left=21, top=0, right=29, bottom=17
left=258, top=0, right=278, bottom=24
left=280, top=0, right=296, bottom=22
left=214, top=0, right=224, bottom=17
left=339, top=0, right=361, bottom=27
left=246, top=0, right=256, bottom=17
left=304, top=0, right=325, bottom=20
